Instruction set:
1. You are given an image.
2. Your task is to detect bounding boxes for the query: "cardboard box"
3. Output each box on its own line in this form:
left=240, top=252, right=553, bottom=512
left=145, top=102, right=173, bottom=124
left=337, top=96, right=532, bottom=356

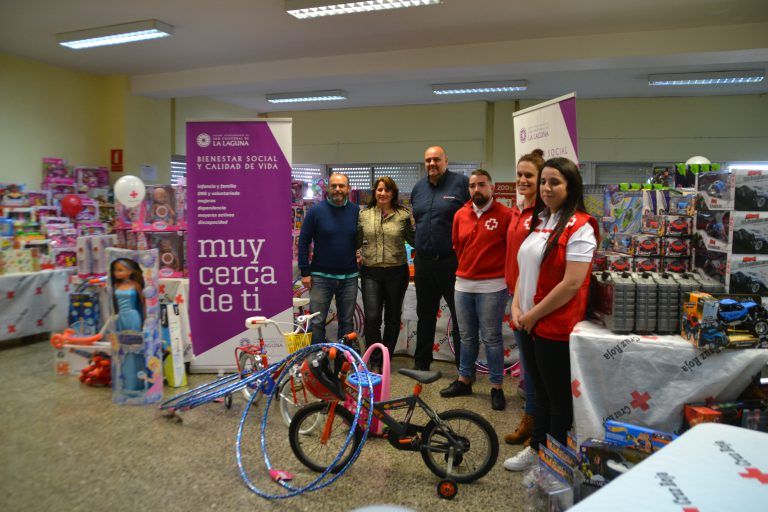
left=662, top=237, right=691, bottom=257
left=698, top=168, right=768, bottom=211
left=729, top=256, right=768, bottom=296
left=696, top=210, right=730, bottom=251
left=732, top=212, right=768, bottom=254
left=579, top=439, right=650, bottom=484
left=681, top=291, right=768, bottom=349
left=632, top=234, right=661, bottom=257
left=54, top=341, right=111, bottom=376
left=633, top=256, right=660, bottom=273
left=603, top=187, right=643, bottom=235
left=684, top=404, right=722, bottom=429
left=604, top=420, right=677, bottom=453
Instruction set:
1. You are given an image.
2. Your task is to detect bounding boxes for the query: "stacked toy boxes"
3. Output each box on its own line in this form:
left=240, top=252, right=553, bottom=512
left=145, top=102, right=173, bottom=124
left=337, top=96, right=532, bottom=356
left=694, top=168, right=768, bottom=298
left=115, top=185, right=187, bottom=278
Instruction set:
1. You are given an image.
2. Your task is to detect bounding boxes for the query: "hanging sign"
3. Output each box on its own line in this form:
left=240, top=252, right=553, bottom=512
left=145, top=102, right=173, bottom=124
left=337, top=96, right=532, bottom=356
left=513, top=93, right=579, bottom=164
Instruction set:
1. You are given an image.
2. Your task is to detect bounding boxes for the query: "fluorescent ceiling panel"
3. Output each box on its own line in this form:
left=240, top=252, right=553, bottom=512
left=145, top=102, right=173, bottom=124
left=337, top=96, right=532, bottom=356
left=266, top=90, right=349, bottom=103
left=432, top=80, right=528, bottom=95
left=648, top=70, right=764, bottom=86
left=286, top=0, right=441, bottom=19
left=57, top=19, right=174, bottom=49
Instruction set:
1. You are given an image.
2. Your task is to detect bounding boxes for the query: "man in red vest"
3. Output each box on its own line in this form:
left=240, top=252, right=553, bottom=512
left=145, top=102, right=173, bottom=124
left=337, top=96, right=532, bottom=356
left=440, top=169, right=512, bottom=410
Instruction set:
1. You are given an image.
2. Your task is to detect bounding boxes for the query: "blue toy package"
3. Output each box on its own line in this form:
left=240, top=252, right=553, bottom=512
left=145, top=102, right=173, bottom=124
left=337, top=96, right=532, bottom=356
left=604, top=420, right=677, bottom=453
left=107, top=248, right=162, bottom=405
left=603, top=186, right=644, bottom=236
left=0, top=218, right=13, bottom=236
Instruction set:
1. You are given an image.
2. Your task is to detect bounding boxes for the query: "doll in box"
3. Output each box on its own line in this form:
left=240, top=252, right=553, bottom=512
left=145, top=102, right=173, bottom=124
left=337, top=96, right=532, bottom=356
left=111, top=258, right=145, bottom=333
left=158, top=238, right=181, bottom=272
left=148, top=187, right=176, bottom=226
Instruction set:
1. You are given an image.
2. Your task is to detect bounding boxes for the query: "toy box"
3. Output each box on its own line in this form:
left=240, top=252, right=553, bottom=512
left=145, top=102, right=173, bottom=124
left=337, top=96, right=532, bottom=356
left=664, top=214, right=692, bottom=237
left=631, top=272, right=657, bottom=332
left=661, top=257, right=690, bottom=273
left=698, top=168, right=768, bottom=211
left=583, top=184, right=605, bottom=218
left=732, top=212, right=768, bottom=254
left=693, top=240, right=728, bottom=284
left=729, top=255, right=768, bottom=297
left=42, top=157, right=71, bottom=182
left=684, top=399, right=767, bottom=429
left=631, top=234, right=660, bottom=257
left=603, top=233, right=633, bottom=255
left=633, top=256, right=659, bottom=273
left=604, top=420, right=677, bottom=453
left=662, top=237, right=691, bottom=257
left=681, top=291, right=768, bottom=349
left=742, top=408, right=768, bottom=432
left=665, top=193, right=697, bottom=216
left=579, top=438, right=650, bottom=485
left=592, top=252, right=608, bottom=271
left=75, top=167, right=109, bottom=189
left=135, top=185, right=186, bottom=231
left=697, top=169, right=733, bottom=210
left=654, top=272, right=681, bottom=333
left=603, top=187, right=644, bottom=236
left=640, top=214, right=664, bottom=236
left=0, top=248, right=40, bottom=274
left=606, top=253, right=632, bottom=272
left=145, top=232, right=184, bottom=278
left=696, top=210, right=730, bottom=251
left=54, top=341, right=111, bottom=376
left=684, top=404, right=723, bottom=429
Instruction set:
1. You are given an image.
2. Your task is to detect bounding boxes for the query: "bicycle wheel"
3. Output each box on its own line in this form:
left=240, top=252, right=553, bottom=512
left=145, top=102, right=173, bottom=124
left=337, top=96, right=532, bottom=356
left=289, top=401, right=362, bottom=474
left=420, top=409, right=498, bottom=483
left=239, top=351, right=265, bottom=404
left=278, top=370, right=319, bottom=431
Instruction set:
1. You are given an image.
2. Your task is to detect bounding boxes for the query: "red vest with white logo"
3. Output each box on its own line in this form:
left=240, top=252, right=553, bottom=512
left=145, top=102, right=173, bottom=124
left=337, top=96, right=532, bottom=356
left=452, top=200, right=512, bottom=280
left=505, top=204, right=534, bottom=294
left=533, top=211, right=599, bottom=341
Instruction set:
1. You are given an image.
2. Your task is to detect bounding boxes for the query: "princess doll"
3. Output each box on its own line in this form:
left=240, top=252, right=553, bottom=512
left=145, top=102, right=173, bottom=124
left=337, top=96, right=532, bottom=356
left=111, top=258, right=145, bottom=392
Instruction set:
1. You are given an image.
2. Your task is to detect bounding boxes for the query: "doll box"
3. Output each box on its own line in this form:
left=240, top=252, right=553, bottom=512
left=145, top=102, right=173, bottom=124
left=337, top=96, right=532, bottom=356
left=54, top=341, right=111, bottom=376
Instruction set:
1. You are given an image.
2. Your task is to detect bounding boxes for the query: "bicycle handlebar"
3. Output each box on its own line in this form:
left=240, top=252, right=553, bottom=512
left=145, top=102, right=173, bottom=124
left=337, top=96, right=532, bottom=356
left=244, top=311, right=322, bottom=334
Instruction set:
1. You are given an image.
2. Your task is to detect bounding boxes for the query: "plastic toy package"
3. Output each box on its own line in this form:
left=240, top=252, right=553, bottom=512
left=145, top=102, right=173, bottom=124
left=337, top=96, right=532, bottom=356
left=696, top=210, right=730, bottom=251
left=0, top=248, right=40, bottom=274
left=603, top=187, right=643, bottom=236
left=681, top=291, right=768, bottom=349
left=732, top=211, right=768, bottom=254
left=603, top=233, right=633, bottom=255
left=661, top=257, right=690, bottom=274
left=53, top=248, right=77, bottom=269
left=106, top=248, right=163, bottom=405
left=693, top=239, right=728, bottom=285
left=579, top=438, right=650, bottom=487
left=729, top=256, right=768, bottom=297
left=662, top=237, right=691, bottom=257
left=42, top=157, right=71, bottom=182
left=142, top=232, right=184, bottom=278
left=75, top=167, right=109, bottom=189
left=26, top=190, right=50, bottom=207
left=633, top=256, right=660, bottom=273
left=631, top=234, right=660, bottom=257
left=135, top=185, right=186, bottom=231
left=603, top=420, right=677, bottom=453
left=605, top=253, right=632, bottom=273
left=733, top=168, right=768, bottom=211
left=697, top=169, right=733, bottom=210
left=75, top=197, right=99, bottom=222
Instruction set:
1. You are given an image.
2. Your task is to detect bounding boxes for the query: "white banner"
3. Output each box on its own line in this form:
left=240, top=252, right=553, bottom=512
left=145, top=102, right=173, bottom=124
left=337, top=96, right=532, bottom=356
left=513, top=93, right=579, bottom=164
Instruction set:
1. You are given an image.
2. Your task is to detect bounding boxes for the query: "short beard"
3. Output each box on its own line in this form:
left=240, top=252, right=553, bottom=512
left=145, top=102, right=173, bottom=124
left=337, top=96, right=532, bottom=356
left=472, top=194, right=490, bottom=208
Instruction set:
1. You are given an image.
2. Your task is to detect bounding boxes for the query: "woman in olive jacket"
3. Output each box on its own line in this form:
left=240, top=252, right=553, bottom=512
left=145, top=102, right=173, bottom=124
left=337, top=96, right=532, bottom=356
left=357, top=176, right=415, bottom=372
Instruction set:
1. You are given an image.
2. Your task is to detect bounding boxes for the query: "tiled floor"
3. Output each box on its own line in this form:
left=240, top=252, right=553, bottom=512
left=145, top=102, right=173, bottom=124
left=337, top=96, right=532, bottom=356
left=1, top=340, right=532, bottom=511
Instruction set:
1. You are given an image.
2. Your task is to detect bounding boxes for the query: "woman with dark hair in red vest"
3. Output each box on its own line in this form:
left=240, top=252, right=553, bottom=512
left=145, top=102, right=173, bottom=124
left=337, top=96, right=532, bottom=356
left=503, top=157, right=598, bottom=472
left=503, top=149, right=545, bottom=446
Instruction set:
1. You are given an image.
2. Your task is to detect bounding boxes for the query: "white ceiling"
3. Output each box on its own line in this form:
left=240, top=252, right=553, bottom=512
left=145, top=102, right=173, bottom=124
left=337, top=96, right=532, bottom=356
left=1, top=0, right=767, bottom=112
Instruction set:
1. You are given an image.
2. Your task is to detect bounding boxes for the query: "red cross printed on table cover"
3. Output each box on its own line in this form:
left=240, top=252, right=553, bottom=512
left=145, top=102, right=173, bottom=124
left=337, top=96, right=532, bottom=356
left=175, top=293, right=184, bottom=304
left=6, top=291, right=14, bottom=299
left=37, top=319, right=43, bottom=327
left=630, top=390, right=651, bottom=411
left=35, top=287, right=42, bottom=295
left=159, top=284, right=166, bottom=294
left=682, top=508, right=700, bottom=512
left=739, top=467, right=768, bottom=485
left=433, top=343, right=440, bottom=352
left=504, top=347, right=511, bottom=357
left=7, top=325, right=16, bottom=334
left=571, top=379, right=582, bottom=398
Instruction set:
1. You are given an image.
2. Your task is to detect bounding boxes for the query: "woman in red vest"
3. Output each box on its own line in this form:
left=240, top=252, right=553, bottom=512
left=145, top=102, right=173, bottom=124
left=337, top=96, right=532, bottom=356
left=503, top=149, right=545, bottom=446
left=503, top=157, right=598, bottom=472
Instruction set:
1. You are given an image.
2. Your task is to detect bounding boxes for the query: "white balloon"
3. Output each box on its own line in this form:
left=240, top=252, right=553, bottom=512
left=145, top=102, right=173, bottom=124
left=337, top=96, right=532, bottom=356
left=114, top=175, right=146, bottom=208
left=685, top=156, right=711, bottom=165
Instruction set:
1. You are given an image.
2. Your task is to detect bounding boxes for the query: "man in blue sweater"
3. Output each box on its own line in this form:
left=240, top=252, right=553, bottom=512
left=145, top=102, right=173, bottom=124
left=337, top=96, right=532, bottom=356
left=298, top=173, right=360, bottom=344
left=411, top=146, right=470, bottom=371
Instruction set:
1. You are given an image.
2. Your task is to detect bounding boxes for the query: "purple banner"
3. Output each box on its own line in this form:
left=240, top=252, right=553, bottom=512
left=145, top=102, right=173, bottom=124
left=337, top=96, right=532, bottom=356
left=186, top=121, right=292, bottom=356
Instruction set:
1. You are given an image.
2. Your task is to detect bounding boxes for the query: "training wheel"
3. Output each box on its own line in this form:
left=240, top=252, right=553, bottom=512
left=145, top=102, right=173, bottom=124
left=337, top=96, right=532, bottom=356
left=224, top=393, right=233, bottom=410
left=437, top=479, right=457, bottom=500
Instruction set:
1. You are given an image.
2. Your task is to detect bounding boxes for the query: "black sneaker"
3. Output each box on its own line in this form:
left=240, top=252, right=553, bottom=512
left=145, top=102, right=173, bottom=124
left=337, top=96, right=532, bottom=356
left=440, top=379, right=473, bottom=398
left=491, top=388, right=506, bottom=411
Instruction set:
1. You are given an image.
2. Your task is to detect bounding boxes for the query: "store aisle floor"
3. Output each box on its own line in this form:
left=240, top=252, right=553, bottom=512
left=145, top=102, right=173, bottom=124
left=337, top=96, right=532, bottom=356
left=1, top=340, right=531, bottom=511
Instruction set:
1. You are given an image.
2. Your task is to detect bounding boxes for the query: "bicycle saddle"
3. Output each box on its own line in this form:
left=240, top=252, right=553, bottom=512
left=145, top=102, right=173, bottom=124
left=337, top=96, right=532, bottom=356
left=398, top=368, right=442, bottom=384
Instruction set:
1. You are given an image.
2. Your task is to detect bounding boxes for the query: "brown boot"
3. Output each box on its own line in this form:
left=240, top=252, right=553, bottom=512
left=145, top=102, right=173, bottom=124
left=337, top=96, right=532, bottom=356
left=504, top=413, right=534, bottom=445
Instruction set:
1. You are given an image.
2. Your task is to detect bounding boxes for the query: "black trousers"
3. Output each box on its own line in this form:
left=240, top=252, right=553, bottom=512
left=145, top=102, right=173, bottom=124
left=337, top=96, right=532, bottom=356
left=518, top=330, right=573, bottom=451
left=413, top=253, right=461, bottom=371
left=360, top=265, right=409, bottom=368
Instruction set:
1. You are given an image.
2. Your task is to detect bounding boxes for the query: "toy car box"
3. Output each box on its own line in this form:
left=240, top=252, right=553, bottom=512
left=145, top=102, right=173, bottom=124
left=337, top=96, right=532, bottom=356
left=698, top=168, right=768, bottom=211
left=640, top=213, right=664, bottom=236
left=603, top=233, right=633, bottom=255
left=697, top=169, right=734, bottom=210
left=662, top=237, right=691, bottom=257
left=661, top=257, right=690, bottom=273
left=685, top=399, right=767, bottom=429
left=681, top=291, right=768, bottom=349
left=693, top=239, right=728, bottom=285
left=664, top=214, right=693, bottom=237
left=604, top=420, right=677, bottom=453
left=665, top=193, right=697, bottom=216
left=590, top=271, right=636, bottom=333
left=696, top=210, right=730, bottom=251
left=632, top=234, right=660, bottom=256
left=732, top=212, right=768, bottom=254
left=633, top=256, right=660, bottom=273
left=684, top=404, right=723, bottom=429
left=606, top=252, right=632, bottom=272
left=728, top=256, right=768, bottom=297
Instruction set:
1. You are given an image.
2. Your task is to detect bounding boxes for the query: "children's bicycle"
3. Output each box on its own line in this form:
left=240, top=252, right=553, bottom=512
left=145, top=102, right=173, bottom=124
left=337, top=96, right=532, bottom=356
left=234, top=300, right=321, bottom=427
left=289, top=347, right=499, bottom=500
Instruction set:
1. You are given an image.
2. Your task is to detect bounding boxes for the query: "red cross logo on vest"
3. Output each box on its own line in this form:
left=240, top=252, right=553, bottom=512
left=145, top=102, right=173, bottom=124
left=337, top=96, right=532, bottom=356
left=485, top=218, right=499, bottom=230
left=524, top=217, right=532, bottom=230
left=566, top=215, right=577, bottom=228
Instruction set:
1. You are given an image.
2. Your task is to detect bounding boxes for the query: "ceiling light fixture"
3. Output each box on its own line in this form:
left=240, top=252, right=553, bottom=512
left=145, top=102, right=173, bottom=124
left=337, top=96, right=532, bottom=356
left=266, top=90, right=349, bottom=104
left=432, top=80, right=528, bottom=95
left=57, top=19, right=174, bottom=50
left=286, top=0, right=441, bottom=19
left=648, top=69, right=764, bottom=86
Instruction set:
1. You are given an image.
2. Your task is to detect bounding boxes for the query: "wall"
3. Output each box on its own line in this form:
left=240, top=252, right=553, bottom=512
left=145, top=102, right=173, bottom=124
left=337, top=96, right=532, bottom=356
left=0, top=52, right=114, bottom=183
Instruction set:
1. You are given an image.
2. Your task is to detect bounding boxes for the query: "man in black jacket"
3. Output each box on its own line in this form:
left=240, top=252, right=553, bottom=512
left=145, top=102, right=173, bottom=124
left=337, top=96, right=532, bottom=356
left=410, top=146, right=469, bottom=371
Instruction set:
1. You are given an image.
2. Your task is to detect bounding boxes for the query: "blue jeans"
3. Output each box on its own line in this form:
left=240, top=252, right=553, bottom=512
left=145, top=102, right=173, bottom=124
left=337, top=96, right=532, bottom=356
left=455, top=288, right=507, bottom=385
left=308, top=275, right=358, bottom=344
left=515, top=329, right=536, bottom=414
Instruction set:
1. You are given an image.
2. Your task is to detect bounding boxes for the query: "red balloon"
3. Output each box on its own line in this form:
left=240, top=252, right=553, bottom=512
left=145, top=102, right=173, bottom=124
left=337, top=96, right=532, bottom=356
left=61, top=194, right=84, bottom=218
